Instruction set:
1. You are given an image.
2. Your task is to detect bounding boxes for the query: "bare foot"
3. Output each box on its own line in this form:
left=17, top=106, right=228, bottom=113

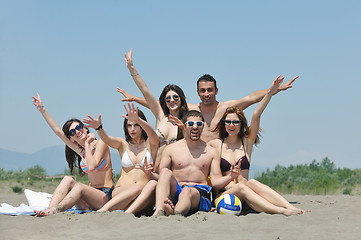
left=153, top=209, right=166, bottom=217
left=281, top=208, right=304, bottom=216
left=163, top=198, right=175, bottom=216
left=34, top=206, right=58, bottom=217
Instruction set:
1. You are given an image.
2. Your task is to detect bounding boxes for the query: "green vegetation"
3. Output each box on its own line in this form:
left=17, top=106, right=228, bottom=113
left=0, top=165, right=88, bottom=194
left=255, top=157, right=361, bottom=195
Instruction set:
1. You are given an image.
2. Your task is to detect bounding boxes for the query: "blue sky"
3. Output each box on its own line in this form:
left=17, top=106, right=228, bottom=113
left=1, top=0, right=360, bottom=170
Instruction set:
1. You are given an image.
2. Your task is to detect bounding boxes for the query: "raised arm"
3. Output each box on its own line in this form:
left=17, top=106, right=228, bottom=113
left=116, top=88, right=150, bottom=109
left=83, top=132, right=110, bottom=171
left=225, top=75, right=298, bottom=110
left=82, top=114, right=126, bottom=151
left=124, top=48, right=164, bottom=122
left=32, top=93, right=81, bottom=155
left=247, top=75, right=284, bottom=148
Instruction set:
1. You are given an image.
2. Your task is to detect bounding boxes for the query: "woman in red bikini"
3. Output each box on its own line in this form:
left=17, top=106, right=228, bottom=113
left=209, top=76, right=304, bottom=216
left=32, top=93, right=115, bottom=216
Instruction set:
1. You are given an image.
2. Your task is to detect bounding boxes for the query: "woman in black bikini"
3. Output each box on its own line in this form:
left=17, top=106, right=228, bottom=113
left=209, top=76, right=303, bottom=216
left=32, top=93, right=115, bottom=216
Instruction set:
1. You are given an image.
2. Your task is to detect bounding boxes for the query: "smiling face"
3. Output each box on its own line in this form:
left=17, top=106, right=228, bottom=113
left=165, top=90, right=181, bottom=113
left=224, top=113, right=241, bottom=137
left=184, top=116, right=204, bottom=141
left=197, top=81, right=218, bottom=105
left=69, top=121, right=87, bottom=143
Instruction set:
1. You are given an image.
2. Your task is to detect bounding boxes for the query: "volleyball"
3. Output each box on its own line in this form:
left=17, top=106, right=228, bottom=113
left=215, top=194, right=242, bottom=215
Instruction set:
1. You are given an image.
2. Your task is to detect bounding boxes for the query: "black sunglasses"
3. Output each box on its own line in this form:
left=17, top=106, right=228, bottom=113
left=69, top=123, right=84, bottom=137
left=165, top=94, right=180, bottom=103
left=185, top=121, right=204, bottom=127
left=224, top=120, right=241, bottom=126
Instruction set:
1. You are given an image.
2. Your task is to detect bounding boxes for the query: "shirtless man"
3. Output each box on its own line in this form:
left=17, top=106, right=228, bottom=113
left=187, top=74, right=298, bottom=142
left=152, top=110, right=220, bottom=216
left=119, top=71, right=297, bottom=142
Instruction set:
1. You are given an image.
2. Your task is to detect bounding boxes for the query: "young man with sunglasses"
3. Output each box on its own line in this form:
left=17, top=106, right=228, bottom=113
left=188, top=74, right=298, bottom=142
left=153, top=110, right=223, bottom=216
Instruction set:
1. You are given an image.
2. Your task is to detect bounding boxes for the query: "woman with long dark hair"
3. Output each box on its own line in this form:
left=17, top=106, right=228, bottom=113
left=209, top=76, right=304, bottom=216
left=32, top=93, right=115, bottom=216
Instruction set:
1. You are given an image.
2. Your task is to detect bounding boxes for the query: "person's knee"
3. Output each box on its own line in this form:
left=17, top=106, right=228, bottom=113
left=159, top=168, right=173, bottom=180
left=61, top=176, right=75, bottom=186
left=246, top=179, right=259, bottom=188
left=145, top=180, right=157, bottom=191
left=72, top=182, right=85, bottom=194
left=237, top=183, right=249, bottom=194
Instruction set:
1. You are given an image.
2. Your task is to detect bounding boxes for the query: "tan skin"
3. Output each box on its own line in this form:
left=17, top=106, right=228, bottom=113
left=120, top=48, right=185, bottom=173
left=153, top=115, right=219, bottom=216
left=83, top=103, right=159, bottom=213
left=31, top=93, right=113, bottom=216
left=209, top=77, right=304, bottom=216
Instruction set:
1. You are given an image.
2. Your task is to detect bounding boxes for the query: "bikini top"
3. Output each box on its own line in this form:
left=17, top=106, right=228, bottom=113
left=156, top=128, right=177, bottom=145
left=121, top=142, right=153, bottom=168
left=220, top=140, right=250, bottom=172
left=80, top=147, right=116, bottom=183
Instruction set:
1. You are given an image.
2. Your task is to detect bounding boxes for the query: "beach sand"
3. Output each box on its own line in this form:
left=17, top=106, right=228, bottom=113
left=1, top=190, right=361, bottom=240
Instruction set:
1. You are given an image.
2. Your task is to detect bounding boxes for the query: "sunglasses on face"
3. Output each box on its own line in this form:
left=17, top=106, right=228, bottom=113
left=69, top=123, right=84, bottom=137
left=224, top=120, right=242, bottom=126
left=165, top=94, right=180, bottom=103
left=185, top=121, right=204, bottom=127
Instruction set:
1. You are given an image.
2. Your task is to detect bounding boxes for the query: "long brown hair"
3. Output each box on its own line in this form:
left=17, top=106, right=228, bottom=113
left=214, top=106, right=261, bottom=145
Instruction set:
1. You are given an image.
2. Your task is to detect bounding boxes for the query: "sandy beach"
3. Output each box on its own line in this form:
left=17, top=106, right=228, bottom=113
left=1, top=189, right=360, bottom=240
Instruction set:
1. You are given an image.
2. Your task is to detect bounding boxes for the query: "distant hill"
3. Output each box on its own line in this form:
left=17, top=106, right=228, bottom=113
left=0, top=147, right=265, bottom=178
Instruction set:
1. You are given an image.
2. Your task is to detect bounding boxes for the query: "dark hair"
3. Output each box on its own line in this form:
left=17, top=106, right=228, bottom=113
left=182, top=110, right=205, bottom=123
left=214, top=106, right=261, bottom=145
left=197, top=74, right=217, bottom=91
left=159, top=84, right=189, bottom=119
left=62, top=118, right=89, bottom=176
left=123, top=109, right=149, bottom=143
left=159, top=84, right=188, bottom=141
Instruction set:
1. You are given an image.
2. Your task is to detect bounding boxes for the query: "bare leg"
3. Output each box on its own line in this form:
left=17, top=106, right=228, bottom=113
left=98, top=185, right=141, bottom=212
left=36, top=182, right=109, bottom=216
left=125, top=180, right=157, bottom=214
left=173, top=187, right=200, bottom=216
left=246, top=179, right=303, bottom=211
left=35, top=176, right=75, bottom=216
left=224, top=183, right=302, bottom=216
left=153, top=168, right=177, bottom=216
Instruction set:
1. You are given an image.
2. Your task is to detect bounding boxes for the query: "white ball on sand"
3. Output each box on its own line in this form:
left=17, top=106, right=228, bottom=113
left=215, top=194, right=242, bottom=215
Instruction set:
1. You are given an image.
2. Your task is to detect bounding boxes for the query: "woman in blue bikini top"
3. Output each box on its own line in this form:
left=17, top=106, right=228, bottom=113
left=209, top=76, right=304, bottom=216
left=83, top=103, right=159, bottom=215
left=32, top=93, right=115, bottom=216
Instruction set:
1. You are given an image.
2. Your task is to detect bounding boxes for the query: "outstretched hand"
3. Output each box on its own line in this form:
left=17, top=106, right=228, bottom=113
left=279, top=75, right=299, bottom=91
left=117, top=88, right=135, bottom=102
left=121, top=103, right=139, bottom=122
left=32, top=93, right=45, bottom=112
left=169, top=115, right=184, bottom=129
left=83, top=114, right=102, bottom=130
left=269, top=75, right=284, bottom=95
left=124, top=48, right=133, bottom=68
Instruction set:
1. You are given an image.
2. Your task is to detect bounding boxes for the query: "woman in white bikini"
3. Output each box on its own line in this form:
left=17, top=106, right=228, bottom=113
left=209, top=76, right=304, bottom=216
left=32, top=93, right=115, bottom=216
left=83, top=103, right=159, bottom=215
left=118, top=48, right=189, bottom=172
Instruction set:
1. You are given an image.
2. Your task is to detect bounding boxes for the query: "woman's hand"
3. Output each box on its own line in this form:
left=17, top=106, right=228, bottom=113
left=122, top=103, right=139, bottom=122
left=124, top=48, right=133, bottom=68
left=83, top=114, right=102, bottom=129
left=32, top=93, right=45, bottom=112
left=169, top=115, right=185, bottom=129
left=117, top=88, right=135, bottom=102
left=229, top=160, right=241, bottom=180
left=278, top=75, right=298, bottom=91
left=85, top=132, right=96, bottom=145
left=269, top=75, right=284, bottom=95
left=143, top=156, right=154, bottom=177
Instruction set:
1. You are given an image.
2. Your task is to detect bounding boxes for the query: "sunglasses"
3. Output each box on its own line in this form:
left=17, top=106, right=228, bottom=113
left=185, top=121, right=204, bottom=127
left=165, top=94, right=180, bottom=103
left=224, top=120, right=242, bottom=126
left=69, top=123, right=84, bottom=137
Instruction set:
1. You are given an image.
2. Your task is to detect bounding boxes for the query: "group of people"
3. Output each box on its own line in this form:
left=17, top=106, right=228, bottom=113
left=32, top=48, right=303, bottom=217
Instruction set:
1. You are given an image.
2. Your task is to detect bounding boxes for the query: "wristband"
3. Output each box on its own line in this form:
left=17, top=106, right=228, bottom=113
left=131, top=73, right=139, bottom=77
left=96, top=124, right=103, bottom=131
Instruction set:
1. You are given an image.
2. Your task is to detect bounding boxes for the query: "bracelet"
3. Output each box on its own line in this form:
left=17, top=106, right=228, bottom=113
left=131, top=73, right=139, bottom=77
left=95, top=124, right=103, bottom=131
